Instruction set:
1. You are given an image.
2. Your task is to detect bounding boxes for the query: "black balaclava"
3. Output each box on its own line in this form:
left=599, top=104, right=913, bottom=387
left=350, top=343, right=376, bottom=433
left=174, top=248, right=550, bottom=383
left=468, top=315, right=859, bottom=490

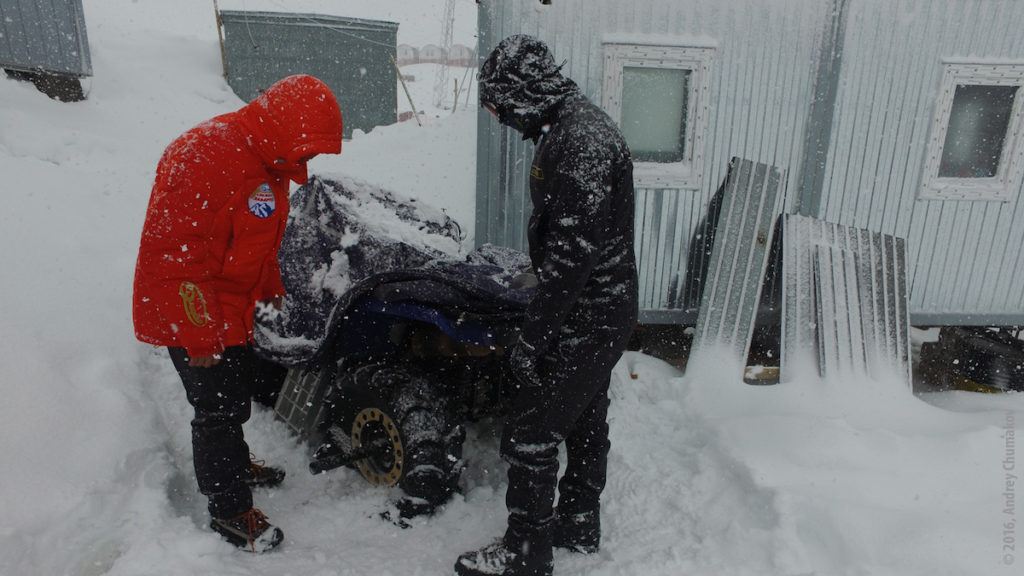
left=478, top=34, right=579, bottom=141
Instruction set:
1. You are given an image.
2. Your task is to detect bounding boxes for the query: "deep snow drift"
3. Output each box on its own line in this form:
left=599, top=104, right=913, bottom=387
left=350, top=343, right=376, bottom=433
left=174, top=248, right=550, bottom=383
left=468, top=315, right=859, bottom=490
left=1, top=1, right=1022, bottom=575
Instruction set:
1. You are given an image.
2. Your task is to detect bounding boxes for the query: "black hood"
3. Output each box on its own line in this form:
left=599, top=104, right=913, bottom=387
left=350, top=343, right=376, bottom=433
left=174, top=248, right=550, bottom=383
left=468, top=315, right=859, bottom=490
left=479, top=35, right=580, bottom=141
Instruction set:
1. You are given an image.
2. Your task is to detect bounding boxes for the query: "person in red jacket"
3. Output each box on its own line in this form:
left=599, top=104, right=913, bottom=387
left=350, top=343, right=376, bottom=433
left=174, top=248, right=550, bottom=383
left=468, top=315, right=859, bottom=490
left=133, top=74, right=343, bottom=552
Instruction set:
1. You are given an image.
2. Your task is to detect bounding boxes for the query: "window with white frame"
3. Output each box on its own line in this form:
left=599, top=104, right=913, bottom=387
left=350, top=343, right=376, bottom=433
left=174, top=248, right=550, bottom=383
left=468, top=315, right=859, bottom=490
left=921, top=62, right=1024, bottom=201
left=602, top=43, right=714, bottom=190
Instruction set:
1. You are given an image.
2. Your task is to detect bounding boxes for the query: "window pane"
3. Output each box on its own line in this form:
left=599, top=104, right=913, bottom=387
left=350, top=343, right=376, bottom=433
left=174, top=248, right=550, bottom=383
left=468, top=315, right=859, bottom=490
left=939, top=84, right=1017, bottom=178
left=621, top=67, right=689, bottom=163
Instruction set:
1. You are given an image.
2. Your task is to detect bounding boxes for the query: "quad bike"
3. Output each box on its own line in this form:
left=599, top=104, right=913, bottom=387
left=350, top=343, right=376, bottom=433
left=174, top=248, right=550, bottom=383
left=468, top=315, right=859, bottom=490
left=254, top=176, right=534, bottom=518
left=281, top=265, right=533, bottom=518
left=918, top=326, right=1024, bottom=393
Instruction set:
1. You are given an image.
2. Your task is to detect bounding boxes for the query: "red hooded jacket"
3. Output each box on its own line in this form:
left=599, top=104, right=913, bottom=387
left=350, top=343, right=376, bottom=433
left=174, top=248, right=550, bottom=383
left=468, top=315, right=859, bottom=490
left=133, top=75, right=343, bottom=357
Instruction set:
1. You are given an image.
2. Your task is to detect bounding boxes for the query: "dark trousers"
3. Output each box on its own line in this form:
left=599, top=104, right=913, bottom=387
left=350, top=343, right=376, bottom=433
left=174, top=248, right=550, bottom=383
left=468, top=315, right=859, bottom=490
left=500, top=316, right=633, bottom=540
left=168, top=345, right=286, bottom=519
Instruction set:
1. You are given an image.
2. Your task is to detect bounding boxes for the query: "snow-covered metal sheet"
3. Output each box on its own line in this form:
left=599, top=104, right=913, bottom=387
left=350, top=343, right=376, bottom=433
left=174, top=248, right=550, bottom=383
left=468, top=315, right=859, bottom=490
left=691, top=158, right=785, bottom=370
left=814, top=245, right=866, bottom=378
left=0, top=0, right=92, bottom=76
left=219, top=10, right=398, bottom=139
left=782, top=214, right=911, bottom=385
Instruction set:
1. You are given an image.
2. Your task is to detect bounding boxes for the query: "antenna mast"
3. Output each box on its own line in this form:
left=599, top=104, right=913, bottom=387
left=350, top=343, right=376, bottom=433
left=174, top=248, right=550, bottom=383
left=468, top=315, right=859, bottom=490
left=434, top=0, right=457, bottom=108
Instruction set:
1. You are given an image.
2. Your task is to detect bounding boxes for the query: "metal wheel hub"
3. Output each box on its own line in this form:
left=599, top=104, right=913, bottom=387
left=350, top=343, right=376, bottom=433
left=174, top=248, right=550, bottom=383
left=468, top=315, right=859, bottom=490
left=351, top=407, right=404, bottom=486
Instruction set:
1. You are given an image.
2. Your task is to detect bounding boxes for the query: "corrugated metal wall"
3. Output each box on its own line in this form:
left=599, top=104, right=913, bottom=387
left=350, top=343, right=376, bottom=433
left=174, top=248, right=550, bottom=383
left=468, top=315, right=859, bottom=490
left=476, top=0, right=830, bottom=323
left=0, top=0, right=91, bottom=76
left=220, top=11, right=398, bottom=139
left=820, top=0, right=1024, bottom=324
left=477, top=0, right=1024, bottom=326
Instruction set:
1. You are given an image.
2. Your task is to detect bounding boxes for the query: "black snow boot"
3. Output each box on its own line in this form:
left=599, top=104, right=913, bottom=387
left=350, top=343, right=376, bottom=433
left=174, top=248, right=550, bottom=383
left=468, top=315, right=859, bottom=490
left=552, top=508, right=600, bottom=554
left=455, top=528, right=553, bottom=576
left=246, top=454, right=285, bottom=488
left=210, top=508, right=284, bottom=553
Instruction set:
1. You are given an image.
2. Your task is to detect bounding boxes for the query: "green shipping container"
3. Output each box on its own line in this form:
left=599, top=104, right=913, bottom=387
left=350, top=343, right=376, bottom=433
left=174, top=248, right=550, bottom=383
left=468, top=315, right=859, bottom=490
left=220, top=10, right=398, bottom=139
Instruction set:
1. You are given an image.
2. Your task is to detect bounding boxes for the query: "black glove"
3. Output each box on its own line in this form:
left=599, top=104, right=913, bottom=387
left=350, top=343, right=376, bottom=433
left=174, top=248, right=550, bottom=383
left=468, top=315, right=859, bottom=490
left=507, top=335, right=542, bottom=389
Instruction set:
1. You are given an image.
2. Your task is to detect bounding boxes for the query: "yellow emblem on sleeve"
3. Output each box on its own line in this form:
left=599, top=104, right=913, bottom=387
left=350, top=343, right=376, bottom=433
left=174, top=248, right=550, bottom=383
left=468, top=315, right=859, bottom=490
left=530, top=165, right=544, bottom=180
left=178, top=281, right=208, bottom=327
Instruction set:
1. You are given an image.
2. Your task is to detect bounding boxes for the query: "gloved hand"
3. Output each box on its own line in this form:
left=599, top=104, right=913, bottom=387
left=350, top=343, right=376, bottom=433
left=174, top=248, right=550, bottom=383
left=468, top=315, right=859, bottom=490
left=255, top=296, right=284, bottom=322
left=507, top=335, right=542, bottom=389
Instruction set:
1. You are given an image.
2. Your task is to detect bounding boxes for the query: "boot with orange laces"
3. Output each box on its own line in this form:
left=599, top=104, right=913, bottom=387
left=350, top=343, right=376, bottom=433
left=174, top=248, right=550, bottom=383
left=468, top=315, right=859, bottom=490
left=246, top=454, right=286, bottom=488
left=210, top=508, right=284, bottom=553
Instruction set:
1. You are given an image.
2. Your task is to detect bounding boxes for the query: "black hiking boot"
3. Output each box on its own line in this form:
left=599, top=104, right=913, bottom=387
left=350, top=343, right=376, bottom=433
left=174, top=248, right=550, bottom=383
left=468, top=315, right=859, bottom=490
left=454, top=530, right=553, bottom=576
left=246, top=454, right=285, bottom=488
left=210, top=508, right=283, bottom=553
left=553, top=509, right=600, bottom=554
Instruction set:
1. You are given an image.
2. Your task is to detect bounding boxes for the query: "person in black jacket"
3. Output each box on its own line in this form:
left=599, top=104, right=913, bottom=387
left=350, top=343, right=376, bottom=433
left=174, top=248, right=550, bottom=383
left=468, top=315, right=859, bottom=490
left=455, top=35, right=639, bottom=576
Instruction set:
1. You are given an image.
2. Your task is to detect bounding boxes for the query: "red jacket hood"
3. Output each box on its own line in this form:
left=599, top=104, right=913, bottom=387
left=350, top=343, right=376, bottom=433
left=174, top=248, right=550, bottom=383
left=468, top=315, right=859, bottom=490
left=237, top=74, right=343, bottom=184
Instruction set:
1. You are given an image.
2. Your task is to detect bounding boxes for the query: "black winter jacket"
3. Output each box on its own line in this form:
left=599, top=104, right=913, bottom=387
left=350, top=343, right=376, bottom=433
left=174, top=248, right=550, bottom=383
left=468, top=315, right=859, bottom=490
left=480, top=35, right=639, bottom=357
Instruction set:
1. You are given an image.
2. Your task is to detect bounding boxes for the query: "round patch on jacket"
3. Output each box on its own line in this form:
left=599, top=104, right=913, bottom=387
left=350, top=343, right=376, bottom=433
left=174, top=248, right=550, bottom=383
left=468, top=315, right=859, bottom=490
left=248, top=183, right=276, bottom=218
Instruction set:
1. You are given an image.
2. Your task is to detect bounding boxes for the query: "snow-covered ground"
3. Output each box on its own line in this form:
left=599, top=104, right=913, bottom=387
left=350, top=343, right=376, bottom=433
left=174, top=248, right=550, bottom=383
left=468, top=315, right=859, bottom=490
left=1, top=1, right=1023, bottom=575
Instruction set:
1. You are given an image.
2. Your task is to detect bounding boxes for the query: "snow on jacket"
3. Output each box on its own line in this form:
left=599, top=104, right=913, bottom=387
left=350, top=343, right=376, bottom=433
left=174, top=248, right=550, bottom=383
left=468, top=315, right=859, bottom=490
left=133, top=74, right=343, bottom=357
left=479, top=35, right=639, bottom=357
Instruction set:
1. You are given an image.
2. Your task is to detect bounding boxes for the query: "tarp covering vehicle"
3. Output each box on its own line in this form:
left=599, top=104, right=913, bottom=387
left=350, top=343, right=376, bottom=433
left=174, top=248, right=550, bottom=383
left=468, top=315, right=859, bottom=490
left=255, top=176, right=536, bottom=518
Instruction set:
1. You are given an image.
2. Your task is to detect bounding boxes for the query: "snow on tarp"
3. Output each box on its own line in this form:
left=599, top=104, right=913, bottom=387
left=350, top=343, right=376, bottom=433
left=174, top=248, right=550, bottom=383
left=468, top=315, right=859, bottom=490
left=253, top=174, right=463, bottom=364
left=253, top=174, right=534, bottom=366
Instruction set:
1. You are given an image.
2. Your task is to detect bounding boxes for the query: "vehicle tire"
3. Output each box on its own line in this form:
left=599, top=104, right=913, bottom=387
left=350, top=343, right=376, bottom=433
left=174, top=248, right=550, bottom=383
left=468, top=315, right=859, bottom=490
left=327, top=361, right=465, bottom=515
left=933, top=326, right=1024, bottom=392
